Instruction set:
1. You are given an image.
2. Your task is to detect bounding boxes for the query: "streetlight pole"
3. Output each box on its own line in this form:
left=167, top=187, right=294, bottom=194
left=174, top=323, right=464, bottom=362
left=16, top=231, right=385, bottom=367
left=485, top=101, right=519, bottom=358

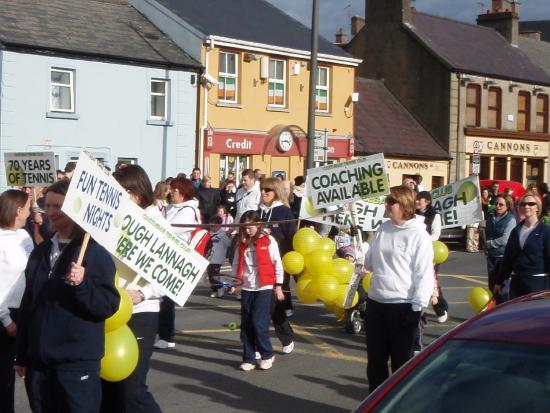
left=306, top=0, right=319, bottom=170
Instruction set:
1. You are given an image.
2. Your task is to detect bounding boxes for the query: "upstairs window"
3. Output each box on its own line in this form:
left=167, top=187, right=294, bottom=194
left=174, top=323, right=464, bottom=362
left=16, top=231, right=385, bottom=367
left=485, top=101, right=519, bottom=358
left=518, top=91, right=531, bottom=131
left=150, top=79, right=169, bottom=120
left=218, top=52, right=238, bottom=102
left=536, top=94, right=549, bottom=133
left=268, top=59, right=286, bottom=107
left=50, top=68, right=75, bottom=112
left=315, top=67, right=330, bottom=112
left=466, top=84, right=480, bottom=127
left=487, top=87, right=502, bottom=129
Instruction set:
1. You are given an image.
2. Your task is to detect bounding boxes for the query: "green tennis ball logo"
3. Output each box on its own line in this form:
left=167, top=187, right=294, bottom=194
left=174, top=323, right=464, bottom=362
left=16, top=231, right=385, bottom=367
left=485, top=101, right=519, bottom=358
left=457, top=181, right=477, bottom=204
left=227, top=322, right=238, bottom=330
left=72, top=197, right=82, bottom=213
left=113, top=213, right=123, bottom=228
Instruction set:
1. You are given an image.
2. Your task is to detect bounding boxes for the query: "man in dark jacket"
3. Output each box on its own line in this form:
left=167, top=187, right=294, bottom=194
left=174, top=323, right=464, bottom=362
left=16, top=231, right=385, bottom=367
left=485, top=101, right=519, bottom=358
left=15, top=179, right=119, bottom=413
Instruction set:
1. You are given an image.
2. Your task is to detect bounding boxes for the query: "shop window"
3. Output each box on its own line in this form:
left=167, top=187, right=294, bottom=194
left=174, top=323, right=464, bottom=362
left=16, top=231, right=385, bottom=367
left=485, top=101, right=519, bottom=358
left=487, top=87, right=501, bottom=129
left=50, top=68, right=75, bottom=112
left=268, top=59, right=286, bottom=107
left=219, top=155, right=249, bottom=182
left=536, top=94, right=549, bottom=133
left=218, top=52, right=238, bottom=102
left=510, top=158, right=523, bottom=183
left=466, top=84, right=481, bottom=127
left=526, top=159, right=544, bottom=185
left=517, top=91, right=531, bottom=132
left=315, top=67, right=330, bottom=112
left=431, top=176, right=444, bottom=189
left=493, top=157, right=507, bottom=180
left=479, top=156, right=490, bottom=180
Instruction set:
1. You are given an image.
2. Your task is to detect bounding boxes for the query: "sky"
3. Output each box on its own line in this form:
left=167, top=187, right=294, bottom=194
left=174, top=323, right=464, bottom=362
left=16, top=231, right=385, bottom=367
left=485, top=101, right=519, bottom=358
left=265, top=0, right=550, bottom=42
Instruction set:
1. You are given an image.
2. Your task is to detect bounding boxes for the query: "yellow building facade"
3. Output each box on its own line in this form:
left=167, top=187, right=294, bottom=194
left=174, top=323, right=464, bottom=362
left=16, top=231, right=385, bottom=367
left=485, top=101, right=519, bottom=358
left=197, top=39, right=361, bottom=186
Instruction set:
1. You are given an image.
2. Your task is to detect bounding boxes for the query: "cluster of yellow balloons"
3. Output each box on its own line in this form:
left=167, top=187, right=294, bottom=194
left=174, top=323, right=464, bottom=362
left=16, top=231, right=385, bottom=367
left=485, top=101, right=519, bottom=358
left=468, top=287, right=495, bottom=313
left=100, top=273, right=139, bottom=382
left=282, top=228, right=367, bottom=319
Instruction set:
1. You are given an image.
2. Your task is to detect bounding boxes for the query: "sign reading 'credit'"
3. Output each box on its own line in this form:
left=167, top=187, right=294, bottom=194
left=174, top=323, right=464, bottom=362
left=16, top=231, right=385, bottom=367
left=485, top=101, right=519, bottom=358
left=4, top=151, right=56, bottom=187
left=306, top=153, right=389, bottom=209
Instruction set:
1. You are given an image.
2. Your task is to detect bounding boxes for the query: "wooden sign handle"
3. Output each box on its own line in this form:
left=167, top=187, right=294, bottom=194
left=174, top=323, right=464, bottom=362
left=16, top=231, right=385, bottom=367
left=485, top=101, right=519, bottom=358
left=76, top=233, right=91, bottom=266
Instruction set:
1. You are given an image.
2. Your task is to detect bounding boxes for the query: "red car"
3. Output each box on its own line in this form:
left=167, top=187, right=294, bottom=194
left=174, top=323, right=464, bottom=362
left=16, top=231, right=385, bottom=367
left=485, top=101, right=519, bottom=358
left=480, top=179, right=526, bottom=202
left=353, top=291, right=550, bottom=412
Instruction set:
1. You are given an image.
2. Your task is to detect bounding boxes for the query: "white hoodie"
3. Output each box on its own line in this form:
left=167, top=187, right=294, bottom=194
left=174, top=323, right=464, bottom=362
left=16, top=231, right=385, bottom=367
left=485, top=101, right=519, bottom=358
left=0, top=228, right=34, bottom=326
left=366, top=218, right=434, bottom=310
left=166, top=198, right=201, bottom=243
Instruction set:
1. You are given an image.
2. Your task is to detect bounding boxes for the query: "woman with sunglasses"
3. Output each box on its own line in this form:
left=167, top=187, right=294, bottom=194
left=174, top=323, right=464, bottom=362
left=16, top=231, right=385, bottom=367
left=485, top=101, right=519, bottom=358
left=497, top=192, right=550, bottom=299
left=364, top=186, right=434, bottom=393
left=258, top=178, right=296, bottom=354
left=485, top=194, right=516, bottom=301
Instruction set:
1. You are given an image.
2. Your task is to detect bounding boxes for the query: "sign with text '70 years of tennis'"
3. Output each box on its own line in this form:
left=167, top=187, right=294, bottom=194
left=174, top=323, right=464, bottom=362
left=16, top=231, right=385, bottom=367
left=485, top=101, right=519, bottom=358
left=306, top=154, right=389, bottom=209
left=62, top=149, right=208, bottom=306
left=4, top=151, right=56, bottom=187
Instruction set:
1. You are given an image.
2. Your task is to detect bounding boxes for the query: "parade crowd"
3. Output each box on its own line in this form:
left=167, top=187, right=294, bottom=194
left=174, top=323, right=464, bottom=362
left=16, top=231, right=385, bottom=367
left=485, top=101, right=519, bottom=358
left=2, top=163, right=550, bottom=412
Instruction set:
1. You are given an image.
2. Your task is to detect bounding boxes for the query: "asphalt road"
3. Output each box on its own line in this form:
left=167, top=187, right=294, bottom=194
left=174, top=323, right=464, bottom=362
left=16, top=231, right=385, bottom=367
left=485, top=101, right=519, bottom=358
left=14, top=250, right=488, bottom=413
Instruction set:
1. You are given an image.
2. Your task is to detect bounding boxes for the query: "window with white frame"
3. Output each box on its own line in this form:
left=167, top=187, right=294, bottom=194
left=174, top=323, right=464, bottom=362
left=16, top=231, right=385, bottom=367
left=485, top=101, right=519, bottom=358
left=150, top=79, right=169, bottom=120
left=218, top=52, right=238, bottom=102
left=50, top=68, right=75, bottom=112
left=316, top=66, right=330, bottom=112
left=268, top=59, right=286, bottom=107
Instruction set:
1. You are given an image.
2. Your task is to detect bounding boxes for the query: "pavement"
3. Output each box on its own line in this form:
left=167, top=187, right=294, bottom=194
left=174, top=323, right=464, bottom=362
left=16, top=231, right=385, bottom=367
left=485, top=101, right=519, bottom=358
left=14, top=250, right=488, bottom=413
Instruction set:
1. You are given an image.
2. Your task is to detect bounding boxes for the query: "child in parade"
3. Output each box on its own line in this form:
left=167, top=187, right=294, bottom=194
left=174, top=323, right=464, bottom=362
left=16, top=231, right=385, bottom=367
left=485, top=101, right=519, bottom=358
left=232, top=211, right=284, bottom=371
left=207, top=215, right=232, bottom=298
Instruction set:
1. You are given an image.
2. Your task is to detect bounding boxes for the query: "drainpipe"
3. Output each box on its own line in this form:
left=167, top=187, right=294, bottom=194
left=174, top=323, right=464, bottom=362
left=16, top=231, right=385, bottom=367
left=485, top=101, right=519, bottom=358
left=455, top=73, right=462, bottom=181
left=198, top=37, right=214, bottom=174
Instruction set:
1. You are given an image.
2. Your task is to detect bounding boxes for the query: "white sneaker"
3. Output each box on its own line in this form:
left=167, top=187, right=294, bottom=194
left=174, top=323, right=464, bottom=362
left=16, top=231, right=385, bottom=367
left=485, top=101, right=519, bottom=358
left=255, top=351, right=261, bottom=360
left=259, top=356, right=275, bottom=370
left=240, top=362, right=256, bottom=371
left=282, top=342, right=294, bottom=354
left=216, top=286, right=226, bottom=298
left=154, top=339, right=176, bottom=349
left=209, top=291, right=217, bottom=298
left=437, top=311, right=448, bottom=323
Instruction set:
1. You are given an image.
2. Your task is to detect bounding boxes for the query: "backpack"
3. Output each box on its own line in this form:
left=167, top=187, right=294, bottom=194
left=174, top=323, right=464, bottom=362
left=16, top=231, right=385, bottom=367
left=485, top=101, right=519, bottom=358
left=189, top=227, right=213, bottom=259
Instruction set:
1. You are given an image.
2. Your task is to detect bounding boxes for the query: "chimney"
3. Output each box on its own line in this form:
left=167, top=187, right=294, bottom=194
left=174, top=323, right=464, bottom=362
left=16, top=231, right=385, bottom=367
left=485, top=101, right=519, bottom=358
left=366, top=0, right=412, bottom=29
left=334, top=27, right=348, bottom=45
left=351, top=16, right=366, bottom=36
left=520, top=30, right=541, bottom=41
left=477, top=0, right=520, bottom=46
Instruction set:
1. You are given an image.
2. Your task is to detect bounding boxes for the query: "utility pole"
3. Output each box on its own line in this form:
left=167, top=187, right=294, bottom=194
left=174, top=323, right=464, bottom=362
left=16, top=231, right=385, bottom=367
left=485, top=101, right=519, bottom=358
left=306, top=0, right=319, bottom=170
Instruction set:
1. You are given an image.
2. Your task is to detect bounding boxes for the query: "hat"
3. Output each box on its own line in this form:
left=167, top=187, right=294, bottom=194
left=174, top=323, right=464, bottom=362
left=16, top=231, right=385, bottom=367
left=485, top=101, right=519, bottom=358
left=416, top=191, right=432, bottom=201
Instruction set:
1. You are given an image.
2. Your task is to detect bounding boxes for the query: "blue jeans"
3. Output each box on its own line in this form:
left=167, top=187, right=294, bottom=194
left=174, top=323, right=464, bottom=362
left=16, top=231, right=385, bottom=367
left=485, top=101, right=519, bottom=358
left=240, top=290, right=273, bottom=362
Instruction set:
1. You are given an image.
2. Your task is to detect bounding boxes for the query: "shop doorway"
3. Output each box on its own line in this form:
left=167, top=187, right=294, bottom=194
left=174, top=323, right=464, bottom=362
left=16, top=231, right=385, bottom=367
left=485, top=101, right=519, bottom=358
left=220, top=155, right=249, bottom=183
left=526, top=159, right=544, bottom=186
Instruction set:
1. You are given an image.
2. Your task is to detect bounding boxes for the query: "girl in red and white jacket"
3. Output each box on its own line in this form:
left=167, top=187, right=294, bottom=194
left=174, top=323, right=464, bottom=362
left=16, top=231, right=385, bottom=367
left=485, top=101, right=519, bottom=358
left=232, top=210, right=284, bottom=371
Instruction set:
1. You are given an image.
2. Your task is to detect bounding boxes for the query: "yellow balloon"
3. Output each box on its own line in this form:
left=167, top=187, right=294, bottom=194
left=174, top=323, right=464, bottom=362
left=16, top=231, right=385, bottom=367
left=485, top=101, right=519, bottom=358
left=105, top=288, right=133, bottom=333
left=313, top=275, right=339, bottom=304
left=304, top=250, right=334, bottom=276
left=361, top=272, right=373, bottom=293
left=296, top=278, right=317, bottom=304
left=468, top=287, right=492, bottom=313
left=317, top=237, right=336, bottom=256
left=334, top=285, right=359, bottom=309
left=333, top=258, right=354, bottom=282
left=333, top=306, right=346, bottom=320
left=282, top=251, right=305, bottom=275
left=100, top=325, right=139, bottom=382
left=293, top=228, right=321, bottom=256
left=433, top=241, right=449, bottom=265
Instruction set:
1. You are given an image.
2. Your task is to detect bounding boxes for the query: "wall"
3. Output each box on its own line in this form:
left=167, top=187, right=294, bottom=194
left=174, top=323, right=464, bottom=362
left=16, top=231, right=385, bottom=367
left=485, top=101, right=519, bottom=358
left=0, top=51, right=198, bottom=189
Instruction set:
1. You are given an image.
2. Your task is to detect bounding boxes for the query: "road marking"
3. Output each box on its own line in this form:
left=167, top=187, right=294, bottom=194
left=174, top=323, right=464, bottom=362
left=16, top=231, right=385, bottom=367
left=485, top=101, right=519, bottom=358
left=439, top=274, right=487, bottom=285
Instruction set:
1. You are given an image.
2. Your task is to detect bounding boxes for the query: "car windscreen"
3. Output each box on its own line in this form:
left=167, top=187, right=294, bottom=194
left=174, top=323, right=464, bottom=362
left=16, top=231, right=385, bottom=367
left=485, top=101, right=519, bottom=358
left=370, top=340, right=550, bottom=413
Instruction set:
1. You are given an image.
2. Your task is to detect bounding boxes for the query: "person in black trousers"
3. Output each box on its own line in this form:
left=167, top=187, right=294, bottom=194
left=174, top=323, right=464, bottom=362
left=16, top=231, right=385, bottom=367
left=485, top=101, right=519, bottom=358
left=258, top=177, right=297, bottom=353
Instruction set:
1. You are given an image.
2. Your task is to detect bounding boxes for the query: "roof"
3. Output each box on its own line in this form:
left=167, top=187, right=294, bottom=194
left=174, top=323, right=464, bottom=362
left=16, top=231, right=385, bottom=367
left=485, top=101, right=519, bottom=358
left=520, top=20, right=550, bottom=42
left=453, top=291, right=550, bottom=347
left=353, top=78, right=450, bottom=160
left=518, top=37, right=550, bottom=78
left=407, top=12, right=550, bottom=86
left=0, top=0, right=201, bottom=69
left=154, top=0, right=352, bottom=59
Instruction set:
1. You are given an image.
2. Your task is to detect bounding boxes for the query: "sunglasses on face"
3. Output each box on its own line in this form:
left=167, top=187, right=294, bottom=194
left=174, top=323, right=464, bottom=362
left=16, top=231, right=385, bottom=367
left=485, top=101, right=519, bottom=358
left=519, top=201, right=537, bottom=207
left=385, top=196, right=399, bottom=205
left=261, top=187, right=274, bottom=193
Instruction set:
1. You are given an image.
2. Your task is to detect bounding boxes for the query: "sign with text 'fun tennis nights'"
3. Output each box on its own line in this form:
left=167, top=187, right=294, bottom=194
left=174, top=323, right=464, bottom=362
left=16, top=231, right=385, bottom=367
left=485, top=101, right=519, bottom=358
left=62, top=149, right=208, bottom=306
left=306, top=154, right=389, bottom=209
left=4, top=151, right=56, bottom=187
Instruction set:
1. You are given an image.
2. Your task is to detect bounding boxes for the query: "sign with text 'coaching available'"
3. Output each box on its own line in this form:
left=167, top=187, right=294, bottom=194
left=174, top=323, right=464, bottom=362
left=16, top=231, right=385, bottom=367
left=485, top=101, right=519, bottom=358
left=306, top=154, right=389, bottom=209
left=4, top=151, right=56, bottom=187
left=62, top=149, right=208, bottom=306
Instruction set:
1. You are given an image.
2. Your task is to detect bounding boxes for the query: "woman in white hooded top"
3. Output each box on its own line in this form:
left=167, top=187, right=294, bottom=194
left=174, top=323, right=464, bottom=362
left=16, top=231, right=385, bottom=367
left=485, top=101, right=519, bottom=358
left=0, top=189, right=33, bottom=413
left=365, top=186, right=434, bottom=394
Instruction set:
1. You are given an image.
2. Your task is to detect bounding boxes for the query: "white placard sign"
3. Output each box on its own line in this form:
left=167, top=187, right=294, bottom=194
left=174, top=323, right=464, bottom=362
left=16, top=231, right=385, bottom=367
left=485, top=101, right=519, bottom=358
left=306, top=154, right=389, bottom=209
left=62, top=149, right=208, bottom=306
left=4, top=151, right=56, bottom=187
left=430, top=175, right=483, bottom=228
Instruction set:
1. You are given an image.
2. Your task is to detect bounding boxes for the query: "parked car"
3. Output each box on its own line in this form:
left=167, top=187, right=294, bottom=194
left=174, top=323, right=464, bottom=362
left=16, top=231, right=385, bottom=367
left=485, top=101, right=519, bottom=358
left=353, top=291, right=550, bottom=413
left=480, top=179, right=526, bottom=202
